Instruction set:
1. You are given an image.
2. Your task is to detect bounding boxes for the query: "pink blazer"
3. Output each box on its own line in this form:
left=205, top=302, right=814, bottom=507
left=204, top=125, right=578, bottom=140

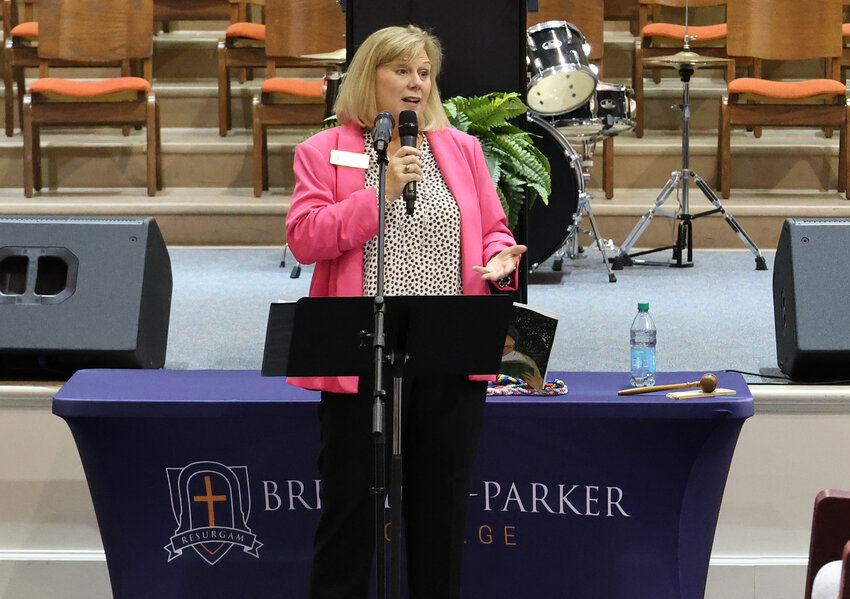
left=285, top=121, right=518, bottom=394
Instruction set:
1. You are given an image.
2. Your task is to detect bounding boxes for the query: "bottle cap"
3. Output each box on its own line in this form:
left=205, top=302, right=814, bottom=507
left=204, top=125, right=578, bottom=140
left=638, top=302, right=649, bottom=310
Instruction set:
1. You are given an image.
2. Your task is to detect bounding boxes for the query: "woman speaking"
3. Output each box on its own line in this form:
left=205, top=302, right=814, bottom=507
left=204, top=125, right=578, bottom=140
left=285, top=24, right=525, bottom=599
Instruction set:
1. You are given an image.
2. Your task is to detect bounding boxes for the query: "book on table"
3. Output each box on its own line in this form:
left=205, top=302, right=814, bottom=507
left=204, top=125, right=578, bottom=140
left=500, top=302, right=559, bottom=390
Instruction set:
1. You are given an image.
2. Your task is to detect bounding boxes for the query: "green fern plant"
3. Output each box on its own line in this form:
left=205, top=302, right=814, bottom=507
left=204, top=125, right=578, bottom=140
left=443, top=92, right=551, bottom=231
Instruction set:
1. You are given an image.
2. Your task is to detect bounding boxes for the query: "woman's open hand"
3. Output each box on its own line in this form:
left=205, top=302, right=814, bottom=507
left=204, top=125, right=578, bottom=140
left=473, top=245, right=527, bottom=282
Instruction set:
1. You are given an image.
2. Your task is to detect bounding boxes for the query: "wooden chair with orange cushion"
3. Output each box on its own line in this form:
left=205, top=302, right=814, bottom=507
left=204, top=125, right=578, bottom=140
left=216, top=0, right=267, bottom=86
left=251, top=0, right=344, bottom=196
left=528, top=0, right=623, bottom=199
left=216, top=7, right=270, bottom=137
left=3, top=0, right=38, bottom=136
left=633, top=0, right=732, bottom=138
left=218, top=0, right=343, bottom=137
left=22, top=0, right=162, bottom=197
left=210, top=0, right=265, bottom=86
left=3, top=0, right=141, bottom=138
left=717, top=0, right=847, bottom=199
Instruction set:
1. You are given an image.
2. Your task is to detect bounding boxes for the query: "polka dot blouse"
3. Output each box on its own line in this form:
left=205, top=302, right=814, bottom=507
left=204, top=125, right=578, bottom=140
left=362, top=129, right=463, bottom=296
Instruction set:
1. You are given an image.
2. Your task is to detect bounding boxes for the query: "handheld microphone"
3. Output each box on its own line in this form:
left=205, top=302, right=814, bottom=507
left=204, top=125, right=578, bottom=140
left=372, top=111, right=394, bottom=154
left=398, top=110, right=418, bottom=216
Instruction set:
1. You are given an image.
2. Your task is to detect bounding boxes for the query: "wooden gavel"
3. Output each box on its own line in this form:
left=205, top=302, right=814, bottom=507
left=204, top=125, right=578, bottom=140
left=618, top=372, right=718, bottom=396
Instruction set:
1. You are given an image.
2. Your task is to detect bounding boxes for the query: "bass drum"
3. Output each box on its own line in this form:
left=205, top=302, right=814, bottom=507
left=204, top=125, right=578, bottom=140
left=526, top=113, right=585, bottom=268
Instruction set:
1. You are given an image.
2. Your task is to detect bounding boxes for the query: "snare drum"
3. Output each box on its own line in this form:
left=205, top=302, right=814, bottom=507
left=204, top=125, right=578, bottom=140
left=526, top=113, right=584, bottom=267
left=526, top=20, right=597, bottom=115
left=553, top=82, right=637, bottom=140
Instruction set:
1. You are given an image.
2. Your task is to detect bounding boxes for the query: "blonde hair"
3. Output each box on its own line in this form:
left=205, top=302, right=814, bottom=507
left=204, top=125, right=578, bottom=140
left=334, top=25, right=450, bottom=132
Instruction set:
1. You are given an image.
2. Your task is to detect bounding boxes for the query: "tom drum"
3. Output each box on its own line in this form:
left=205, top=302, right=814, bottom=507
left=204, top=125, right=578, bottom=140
left=526, top=20, right=598, bottom=116
left=553, top=82, right=637, bottom=140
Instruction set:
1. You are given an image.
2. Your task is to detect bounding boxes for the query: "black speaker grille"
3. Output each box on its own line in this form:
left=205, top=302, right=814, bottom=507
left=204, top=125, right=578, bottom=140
left=0, top=217, right=172, bottom=374
left=773, top=218, right=850, bottom=381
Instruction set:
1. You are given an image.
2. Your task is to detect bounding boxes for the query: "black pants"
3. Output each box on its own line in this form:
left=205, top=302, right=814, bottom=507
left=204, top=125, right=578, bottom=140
left=309, top=376, right=487, bottom=599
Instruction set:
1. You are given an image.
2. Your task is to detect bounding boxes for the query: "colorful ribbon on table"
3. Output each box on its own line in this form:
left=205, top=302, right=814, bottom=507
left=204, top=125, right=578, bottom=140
left=486, top=375, right=568, bottom=396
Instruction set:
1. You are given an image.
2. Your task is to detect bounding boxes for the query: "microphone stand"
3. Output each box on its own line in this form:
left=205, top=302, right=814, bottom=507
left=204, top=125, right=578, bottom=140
left=371, top=138, right=407, bottom=599
left=372, top=142, right=389, bottom=599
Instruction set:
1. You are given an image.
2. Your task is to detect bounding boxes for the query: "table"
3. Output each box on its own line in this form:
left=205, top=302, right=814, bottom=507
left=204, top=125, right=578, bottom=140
left=53, top=369, right=753, bottom=599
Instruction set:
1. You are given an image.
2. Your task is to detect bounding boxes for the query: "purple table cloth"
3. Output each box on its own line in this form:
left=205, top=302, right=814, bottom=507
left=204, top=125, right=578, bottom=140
left=54, top=369, right=753, bottom=599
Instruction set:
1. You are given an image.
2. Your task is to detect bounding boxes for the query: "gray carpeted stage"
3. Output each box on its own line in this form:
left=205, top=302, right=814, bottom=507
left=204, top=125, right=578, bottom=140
left=166, top=246, right=779, bottom=384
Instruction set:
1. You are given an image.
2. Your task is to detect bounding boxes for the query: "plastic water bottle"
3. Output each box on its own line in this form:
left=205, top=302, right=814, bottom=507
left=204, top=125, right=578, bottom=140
left=630, top=302, right=656, bottom=387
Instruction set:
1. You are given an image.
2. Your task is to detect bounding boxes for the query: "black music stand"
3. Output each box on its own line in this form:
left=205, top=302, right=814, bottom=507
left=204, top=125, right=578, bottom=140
left=262, top=293, right=514, bottom=599
left=262, top=295, right=513, bottom=377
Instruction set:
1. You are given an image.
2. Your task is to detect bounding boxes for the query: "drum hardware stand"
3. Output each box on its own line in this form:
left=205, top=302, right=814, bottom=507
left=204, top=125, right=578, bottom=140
left=280, top=244, right=302, bottom=278
left=550, top=136, right=618, bottom=282
left=612, top=61, right=767, bottom=271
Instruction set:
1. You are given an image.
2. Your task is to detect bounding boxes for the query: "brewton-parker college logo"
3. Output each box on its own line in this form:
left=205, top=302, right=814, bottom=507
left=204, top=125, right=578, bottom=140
left=164, top=461, right=263, bottom=565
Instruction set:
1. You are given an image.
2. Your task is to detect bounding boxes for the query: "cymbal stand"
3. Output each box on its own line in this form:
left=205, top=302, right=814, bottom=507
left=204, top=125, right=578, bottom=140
left=551, top=135, right=618, bottom=283
left=612, top=63, right=767, bottom=271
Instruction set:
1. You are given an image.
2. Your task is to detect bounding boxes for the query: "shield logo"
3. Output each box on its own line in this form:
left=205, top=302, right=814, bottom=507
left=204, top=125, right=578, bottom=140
left=164, top=461, right=262, bottom=565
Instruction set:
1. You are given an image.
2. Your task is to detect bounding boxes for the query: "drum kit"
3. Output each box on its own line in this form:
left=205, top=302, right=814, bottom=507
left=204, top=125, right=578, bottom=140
left=525, top=20, right=632, bottom=283
left=524, top=17, right=767, bottom=280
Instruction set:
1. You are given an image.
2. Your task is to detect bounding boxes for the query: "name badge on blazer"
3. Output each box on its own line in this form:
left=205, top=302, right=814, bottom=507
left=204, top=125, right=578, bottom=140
left=330, top=150, right=370, bottom=170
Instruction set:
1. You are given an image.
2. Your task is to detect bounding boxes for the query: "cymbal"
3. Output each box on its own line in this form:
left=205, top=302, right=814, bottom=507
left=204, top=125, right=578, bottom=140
left=644, top=50, right=730, bottom=69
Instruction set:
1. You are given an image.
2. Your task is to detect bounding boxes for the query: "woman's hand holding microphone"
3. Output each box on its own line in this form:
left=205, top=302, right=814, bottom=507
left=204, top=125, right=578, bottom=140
left=384, top=145, right=422, bottom=206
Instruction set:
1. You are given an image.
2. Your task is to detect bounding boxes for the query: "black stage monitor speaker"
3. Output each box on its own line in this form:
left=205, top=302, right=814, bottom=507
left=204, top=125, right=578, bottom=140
left=773, top=218, right=850, bottom=381
left=0, top=216, right=172, bottom=374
